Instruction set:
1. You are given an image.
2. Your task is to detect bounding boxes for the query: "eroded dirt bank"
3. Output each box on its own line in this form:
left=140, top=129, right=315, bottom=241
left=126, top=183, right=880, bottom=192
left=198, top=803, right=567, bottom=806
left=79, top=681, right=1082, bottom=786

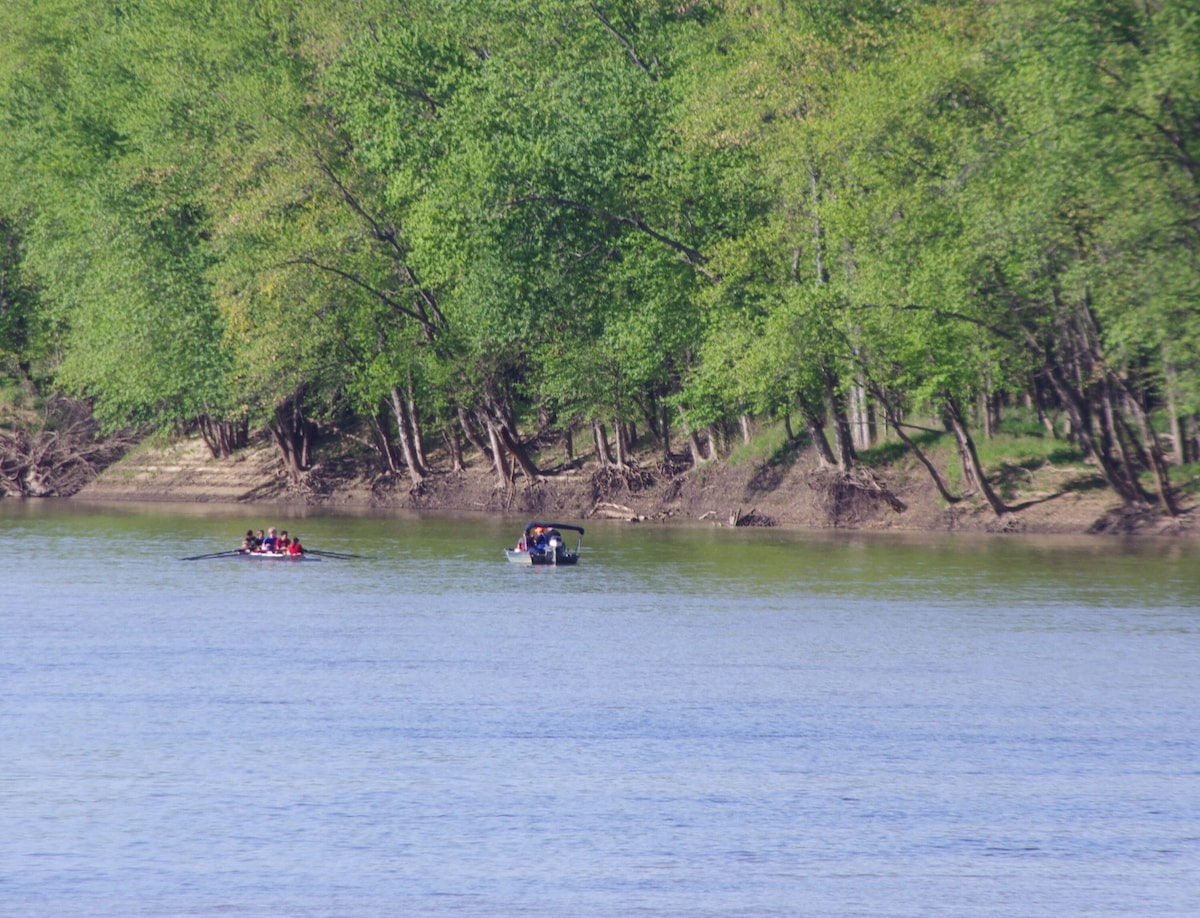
left=70, top=434, right=1198, bottom=538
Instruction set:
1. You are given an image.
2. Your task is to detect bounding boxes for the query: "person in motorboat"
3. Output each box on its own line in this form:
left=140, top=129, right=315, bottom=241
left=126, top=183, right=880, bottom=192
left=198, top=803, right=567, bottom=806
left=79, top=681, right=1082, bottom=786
left=504, top=522, right=584, bottom=565
left=517, top=526, right=543, bottom=552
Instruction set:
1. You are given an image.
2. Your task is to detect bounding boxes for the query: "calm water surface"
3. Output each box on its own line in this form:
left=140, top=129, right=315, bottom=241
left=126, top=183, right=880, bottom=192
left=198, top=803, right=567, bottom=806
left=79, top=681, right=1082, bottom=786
left=2, top=500, right=1199, bottom=916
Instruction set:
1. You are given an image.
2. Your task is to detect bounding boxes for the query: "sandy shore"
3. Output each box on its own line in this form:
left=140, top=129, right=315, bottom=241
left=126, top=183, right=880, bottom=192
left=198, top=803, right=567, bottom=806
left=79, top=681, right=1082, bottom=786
left=72, top=434, right=1197, bottom=538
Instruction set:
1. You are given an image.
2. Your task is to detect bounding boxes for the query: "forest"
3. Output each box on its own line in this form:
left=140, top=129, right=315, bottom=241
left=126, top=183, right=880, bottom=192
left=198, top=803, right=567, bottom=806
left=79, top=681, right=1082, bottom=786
left=1, top=0, right=1197, bottom=518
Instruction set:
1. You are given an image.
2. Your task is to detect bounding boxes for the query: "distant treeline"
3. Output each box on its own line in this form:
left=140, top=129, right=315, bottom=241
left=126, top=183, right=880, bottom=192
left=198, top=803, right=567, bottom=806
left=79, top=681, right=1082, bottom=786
left=1, top=1, right=1197, bottom=513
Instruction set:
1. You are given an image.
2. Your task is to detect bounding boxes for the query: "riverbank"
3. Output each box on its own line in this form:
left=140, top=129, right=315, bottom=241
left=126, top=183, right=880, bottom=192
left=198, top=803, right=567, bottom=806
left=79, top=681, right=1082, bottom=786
left=71, top=430, right=1198, bottom=538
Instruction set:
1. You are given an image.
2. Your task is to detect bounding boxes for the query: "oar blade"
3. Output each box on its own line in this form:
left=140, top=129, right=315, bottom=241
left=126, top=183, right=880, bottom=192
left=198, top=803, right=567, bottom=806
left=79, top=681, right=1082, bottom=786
left=306, top=548, right=372, bottom=560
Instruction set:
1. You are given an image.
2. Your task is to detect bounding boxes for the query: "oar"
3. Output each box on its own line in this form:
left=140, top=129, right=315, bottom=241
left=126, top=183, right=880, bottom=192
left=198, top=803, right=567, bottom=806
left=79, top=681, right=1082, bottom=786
left=305, top=548, right=371, bottom=560
left=180, top=549, right=247, bottom=561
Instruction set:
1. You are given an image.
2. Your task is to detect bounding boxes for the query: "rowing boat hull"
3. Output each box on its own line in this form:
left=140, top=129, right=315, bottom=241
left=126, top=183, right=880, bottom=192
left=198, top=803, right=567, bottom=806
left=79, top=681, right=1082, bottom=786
left=240, top=551, right=319, bottom=562
left=504, top=548, right=579, bottom=566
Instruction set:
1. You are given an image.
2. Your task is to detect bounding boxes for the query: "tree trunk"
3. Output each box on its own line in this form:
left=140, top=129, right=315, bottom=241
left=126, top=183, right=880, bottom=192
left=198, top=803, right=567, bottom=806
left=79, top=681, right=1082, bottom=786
left=1116, top=382, right=1179, bottom=516
left=496, top=420, right=541, bottom=484
left=1164, top=356, right=1184, bottom=466
left=483, top=416, right=510, bottom=489
left=824, top=366, right=856, bottom=471
left=267, top=392, right=317, bottom=485
left=369, top=407, right=402, bottom=473
left=592, top=419, right=612, bottom=467
left=458, top=404, right=492, bottom=462
left=197, top=415, right=248, bottom=459
left=800, top=404, right=837, bottom=468
left=620, top=420, right=633, bottom=466
left=945, top=396, right=1008, bottom=517
left=1039, top=363, right=1148, bottom=507
left=659, top=400, right=671, bottom=463
left=538, top=406, right=555, bottom=440
left=1099, top=379, right=1143, bottom=500
left=871, top=387, right=958, bottom=504
left=850, top=379, right=870, bottom=450
left=1033, top=377, right=1056, bottom=437
left=389, top=386, right=427, bottom=486
left=613, top=418, right=627, bottom=469
left=197, top=417, right=224, bottom=459
left=407, top=382, right=430, bottom=472
left=444, top=421, right=464, bottom=473
left=677, top=407, right=707, bottom=466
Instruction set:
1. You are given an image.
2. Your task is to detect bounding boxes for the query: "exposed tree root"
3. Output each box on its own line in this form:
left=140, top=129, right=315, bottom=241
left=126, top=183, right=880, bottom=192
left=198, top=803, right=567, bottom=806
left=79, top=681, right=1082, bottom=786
left=808, top=467, right=907, bottom=527
left=0, top=397, right=134, bottom=497
left=590, top=461, right=655, bottom=503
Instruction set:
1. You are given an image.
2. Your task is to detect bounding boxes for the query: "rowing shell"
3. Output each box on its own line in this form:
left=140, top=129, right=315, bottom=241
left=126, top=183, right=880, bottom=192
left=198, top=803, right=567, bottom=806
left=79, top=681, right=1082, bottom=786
left=240, top=551, right=319, bottom=562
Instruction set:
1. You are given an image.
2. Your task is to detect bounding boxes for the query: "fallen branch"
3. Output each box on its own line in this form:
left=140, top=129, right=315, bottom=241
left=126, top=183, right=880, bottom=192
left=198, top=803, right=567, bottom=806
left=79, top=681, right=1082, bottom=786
left=0, top=397, right=134, bottom=497
left=731, top=507, right=776, bottom=527
left=591, top=500, right=643, bottom=521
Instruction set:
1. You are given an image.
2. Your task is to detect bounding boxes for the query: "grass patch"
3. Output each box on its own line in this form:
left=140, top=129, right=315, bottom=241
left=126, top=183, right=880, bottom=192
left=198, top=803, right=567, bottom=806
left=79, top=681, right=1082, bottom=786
left=0, top=383, right=40, bottom=428
left=975, top=433, right=1085, bottom=471
left=996, top=415, right=1052, bottom=439
left=726, top=420, right=792, bottom=468
left=1173, top=463, right=1200, bottom=497
left=126, top=429, right=178, bottom=454
left=857, top=429, right=947, bottom=466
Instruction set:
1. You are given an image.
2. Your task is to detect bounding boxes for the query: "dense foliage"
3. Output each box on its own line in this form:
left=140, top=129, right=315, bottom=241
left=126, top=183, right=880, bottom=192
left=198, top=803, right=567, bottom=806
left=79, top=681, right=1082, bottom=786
left=1, top=0, right=1197, bottom=512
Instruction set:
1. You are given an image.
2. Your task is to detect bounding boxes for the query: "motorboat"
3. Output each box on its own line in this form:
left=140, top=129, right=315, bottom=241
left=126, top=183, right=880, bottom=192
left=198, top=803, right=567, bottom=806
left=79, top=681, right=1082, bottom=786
left=504, top=522, right=584, bottom=566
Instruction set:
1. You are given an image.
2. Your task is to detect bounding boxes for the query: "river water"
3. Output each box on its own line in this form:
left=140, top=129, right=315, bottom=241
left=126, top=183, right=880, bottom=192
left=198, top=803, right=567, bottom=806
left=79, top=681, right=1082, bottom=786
left=2, top=500, right=1198, bottom=916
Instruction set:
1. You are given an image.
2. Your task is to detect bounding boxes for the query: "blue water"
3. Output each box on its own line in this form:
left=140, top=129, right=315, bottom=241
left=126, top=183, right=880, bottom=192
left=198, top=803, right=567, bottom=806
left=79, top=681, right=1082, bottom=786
left=2, top=503, right=1199, bottom=915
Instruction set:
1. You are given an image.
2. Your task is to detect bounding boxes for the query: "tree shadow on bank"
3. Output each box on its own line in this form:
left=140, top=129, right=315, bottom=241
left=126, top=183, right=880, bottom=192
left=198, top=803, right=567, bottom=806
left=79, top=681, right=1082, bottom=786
left=857, top=430, right=945, bottom=467
left=990, top=446, right=1105, bottom=512
left=745, top=432, right=812, bottom=494
left=745, top=428, right=946, bottom=496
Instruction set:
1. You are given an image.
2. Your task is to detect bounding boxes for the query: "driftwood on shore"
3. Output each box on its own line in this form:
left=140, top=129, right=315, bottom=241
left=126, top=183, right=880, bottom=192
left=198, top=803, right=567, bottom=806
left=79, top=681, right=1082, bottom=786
left=591, top=501, right=644, bottom=521
left=730, top=507, right=776, bottom=527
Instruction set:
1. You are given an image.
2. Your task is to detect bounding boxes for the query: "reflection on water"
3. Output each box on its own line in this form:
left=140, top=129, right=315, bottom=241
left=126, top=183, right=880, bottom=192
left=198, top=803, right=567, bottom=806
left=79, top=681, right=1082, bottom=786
left=2, top=501, right=1199, bottom=916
